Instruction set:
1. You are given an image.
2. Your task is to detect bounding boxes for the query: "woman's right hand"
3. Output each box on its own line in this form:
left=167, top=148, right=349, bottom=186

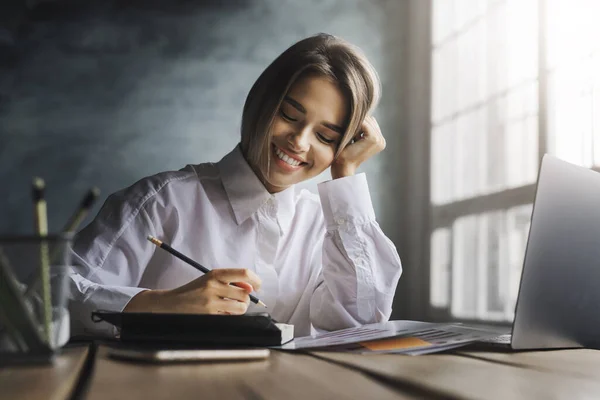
left=123, top=268, right=262, bottom=315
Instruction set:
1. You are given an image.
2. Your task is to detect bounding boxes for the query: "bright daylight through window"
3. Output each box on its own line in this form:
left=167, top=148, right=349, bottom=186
left=429, top=0, right=600, bottom=321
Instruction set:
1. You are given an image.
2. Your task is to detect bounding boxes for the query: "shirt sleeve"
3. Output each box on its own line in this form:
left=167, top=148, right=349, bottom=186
left=68, top=190, right=159, bottom=337
left=309, top=173, right=402, bottom=331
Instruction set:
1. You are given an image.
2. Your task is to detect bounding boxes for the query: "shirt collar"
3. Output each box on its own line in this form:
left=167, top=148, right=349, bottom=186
left=218, top=145, right=295, bottom=235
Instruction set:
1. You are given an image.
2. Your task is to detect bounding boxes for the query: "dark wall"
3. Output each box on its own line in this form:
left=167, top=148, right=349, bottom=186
left=0, top=0, right=409, bottom=316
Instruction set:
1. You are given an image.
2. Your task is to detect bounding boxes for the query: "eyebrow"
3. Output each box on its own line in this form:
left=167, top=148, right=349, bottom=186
left=283, top=96, right=345, bottom=135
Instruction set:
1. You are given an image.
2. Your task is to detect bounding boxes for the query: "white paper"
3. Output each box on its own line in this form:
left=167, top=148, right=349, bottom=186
left=277, top=321, right=436, bottom=350
left=276, top=320, right=500, bottom=354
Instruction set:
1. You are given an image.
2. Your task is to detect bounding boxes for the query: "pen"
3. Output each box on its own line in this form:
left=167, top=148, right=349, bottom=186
left=146, top=235, right=267, bottom=308
left=32, top=177, right=52, bottom=344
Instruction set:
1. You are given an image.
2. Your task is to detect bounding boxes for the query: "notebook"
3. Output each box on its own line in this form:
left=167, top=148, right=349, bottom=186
left=106, top=345, right=271, bottom=363
left=91, top=311, right=294, bottom=347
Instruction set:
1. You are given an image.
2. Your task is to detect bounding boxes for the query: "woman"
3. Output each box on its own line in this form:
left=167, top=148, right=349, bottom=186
left=69, top=33, right=402, bottom=337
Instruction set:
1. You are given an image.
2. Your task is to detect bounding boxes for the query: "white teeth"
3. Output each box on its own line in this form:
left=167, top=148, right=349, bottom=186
left=275, top=147, right=302, bottom=167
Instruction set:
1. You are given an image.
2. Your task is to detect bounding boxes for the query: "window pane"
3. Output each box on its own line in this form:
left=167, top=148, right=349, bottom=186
left=506, top=81, right=538, bottom=122
left=432, top=0, right=456, bottom=46
left=485, top=99, right=506, bottom=193
left=457, top=19, right=487, bottom=111
left=430, top=228, right=452, bottom=308
left=506, top=0, right=538, bottom=87
left=546, top=0, right=600, bottom=167
left=478, top=211, right=507, bottom=320
left=432, top=0, right=539, bottom=203
left=430, top=0, right=540, bottom=323
left=505, top=115, right=538, bottom=188
left=454, top=110, right=485, bottom=200
left=453, top=113, right=467, bottom=200
left=546, top=59, right=594, bottom=167
left=447, top=207, right=531, bottom=321
left=454, top=0, right=486, bottom=32
left=487, top=0, right=508, bottom=97
left=505, top=204, right=533, bottom=319
left=546, top=0, right=600, bottom=71
left=432, top=41, right=458, bottom=123
left=451, top=215, right=479, bottom=318
left=524, top=115, right=539, bottom=184
left=431, top=121, right=455, bottom=205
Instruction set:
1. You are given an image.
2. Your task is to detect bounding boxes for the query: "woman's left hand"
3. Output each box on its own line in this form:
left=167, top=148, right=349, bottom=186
left=330, top=116, right=386, bottom=179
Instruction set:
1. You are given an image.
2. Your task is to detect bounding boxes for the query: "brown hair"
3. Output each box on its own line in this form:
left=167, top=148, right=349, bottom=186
left=240, top=33, right=381, bottom=182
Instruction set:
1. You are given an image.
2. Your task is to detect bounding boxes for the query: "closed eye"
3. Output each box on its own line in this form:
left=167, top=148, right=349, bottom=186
left=280, top=109, right=297, bottom=122
left=316, top=133, right=336, bottom=144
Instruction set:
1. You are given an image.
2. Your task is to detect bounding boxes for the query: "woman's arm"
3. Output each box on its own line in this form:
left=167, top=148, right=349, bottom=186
left=69, top=178, right=261, bottom=337
left=68, top=189, right=159, bottom=337
left=309, top=173, right=402, bottom=331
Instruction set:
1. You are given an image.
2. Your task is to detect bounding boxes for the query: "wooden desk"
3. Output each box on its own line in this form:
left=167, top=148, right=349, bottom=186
left=0, top=345, right=90, bottom=400
left=3, top=345, right=600, bottom=399
left=84, top=346, right=411, bottom=400
left=313, top=349, right=600, bottom=399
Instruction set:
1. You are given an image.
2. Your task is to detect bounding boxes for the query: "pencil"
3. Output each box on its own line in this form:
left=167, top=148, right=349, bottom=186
left=146, top=235, right=267, bottom=308
left=61, top=187, right=100, bottom=233
left=32, top=177, right=52, bottom=344
left=24, top=187, right=101, bottom=300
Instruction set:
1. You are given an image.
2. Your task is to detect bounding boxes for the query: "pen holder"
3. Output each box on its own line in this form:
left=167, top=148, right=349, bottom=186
left=0, top=234, right=73, bottom=356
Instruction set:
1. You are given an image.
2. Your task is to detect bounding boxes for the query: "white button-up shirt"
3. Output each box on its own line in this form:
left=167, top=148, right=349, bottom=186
left=69, top=145, right=402, bottom=337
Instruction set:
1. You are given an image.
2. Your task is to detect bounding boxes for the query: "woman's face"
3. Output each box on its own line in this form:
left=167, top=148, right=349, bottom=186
left=263, top=75, right=349, bottom=193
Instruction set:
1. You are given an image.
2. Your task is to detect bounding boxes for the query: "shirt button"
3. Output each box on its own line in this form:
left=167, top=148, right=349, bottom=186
left=336, top=217, right=346, bottom=225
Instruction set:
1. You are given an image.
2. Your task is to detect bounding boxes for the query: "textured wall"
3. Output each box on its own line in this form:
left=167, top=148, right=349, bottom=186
left=0, top=0, right=408, bottom=310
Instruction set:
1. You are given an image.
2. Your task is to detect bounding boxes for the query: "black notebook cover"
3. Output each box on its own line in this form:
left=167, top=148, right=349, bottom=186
left=91, top=311, right=290, bottom=347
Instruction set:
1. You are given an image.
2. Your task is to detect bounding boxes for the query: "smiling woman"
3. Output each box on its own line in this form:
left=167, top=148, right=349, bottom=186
left=242, top=34, right=384, bottom=190
left=68, top=33, right=402, bottom=338
left=264, top=75, right=347, bottom=192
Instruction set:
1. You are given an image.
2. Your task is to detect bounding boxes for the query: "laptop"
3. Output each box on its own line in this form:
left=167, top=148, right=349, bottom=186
left=480, top=154, right=600, bottom=350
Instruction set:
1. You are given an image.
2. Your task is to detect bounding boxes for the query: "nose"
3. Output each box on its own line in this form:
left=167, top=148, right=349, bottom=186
left=287, top=126, right=311, bottom=153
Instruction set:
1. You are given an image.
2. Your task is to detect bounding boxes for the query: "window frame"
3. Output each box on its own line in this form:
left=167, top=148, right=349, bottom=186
left=412, top=0, right=551, bottom=324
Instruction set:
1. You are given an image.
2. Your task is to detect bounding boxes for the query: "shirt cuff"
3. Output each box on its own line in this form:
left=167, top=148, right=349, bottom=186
left=70, top=273, right=148, bottom=337
left=317, top=173, right=376, bottom=230
left=94, top=285, right=148, bottom=338
left=93, top=285, right=148, bottom=312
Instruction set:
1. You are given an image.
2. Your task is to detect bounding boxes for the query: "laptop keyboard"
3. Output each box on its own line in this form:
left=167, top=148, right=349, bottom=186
left=479, top=334, right=512, bottom=345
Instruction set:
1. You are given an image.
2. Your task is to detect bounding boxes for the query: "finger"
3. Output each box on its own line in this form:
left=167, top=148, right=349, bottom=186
left=212, top=268, right=262, bottom=291
left=363, top=116, right=380, bottom=134
left=231, top=281, right=254, bottom=293
left=218, top=284, right=251, bottom=303
left=368, top=115, right=380, bottom=129
left=357, top=118, right=371, bottom=139
left=217, top=298, right=249, bottom=315
left=351, top=128, right=366, bottom=144
left=362, top=116, right=383, bottom=143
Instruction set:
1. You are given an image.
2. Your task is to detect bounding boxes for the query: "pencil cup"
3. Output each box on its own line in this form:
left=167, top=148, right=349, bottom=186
left=0, top=234, right=73, bottom=354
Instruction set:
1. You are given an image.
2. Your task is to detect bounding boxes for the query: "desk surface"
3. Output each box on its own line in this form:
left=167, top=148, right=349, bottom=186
left=0, top=346, right=89, bottom=400
left=3, top=345, right=600, bottom=399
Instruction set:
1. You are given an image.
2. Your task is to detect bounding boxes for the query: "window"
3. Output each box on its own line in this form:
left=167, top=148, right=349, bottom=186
left=428, top=0, right=600, bottom=322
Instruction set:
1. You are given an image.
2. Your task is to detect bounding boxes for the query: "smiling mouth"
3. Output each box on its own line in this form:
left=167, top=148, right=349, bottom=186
left=272, top=144, right=308, bottom=168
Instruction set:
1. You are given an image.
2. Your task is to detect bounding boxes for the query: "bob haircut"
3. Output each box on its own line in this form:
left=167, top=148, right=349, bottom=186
left=240, top=33, right=381, bottom=182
